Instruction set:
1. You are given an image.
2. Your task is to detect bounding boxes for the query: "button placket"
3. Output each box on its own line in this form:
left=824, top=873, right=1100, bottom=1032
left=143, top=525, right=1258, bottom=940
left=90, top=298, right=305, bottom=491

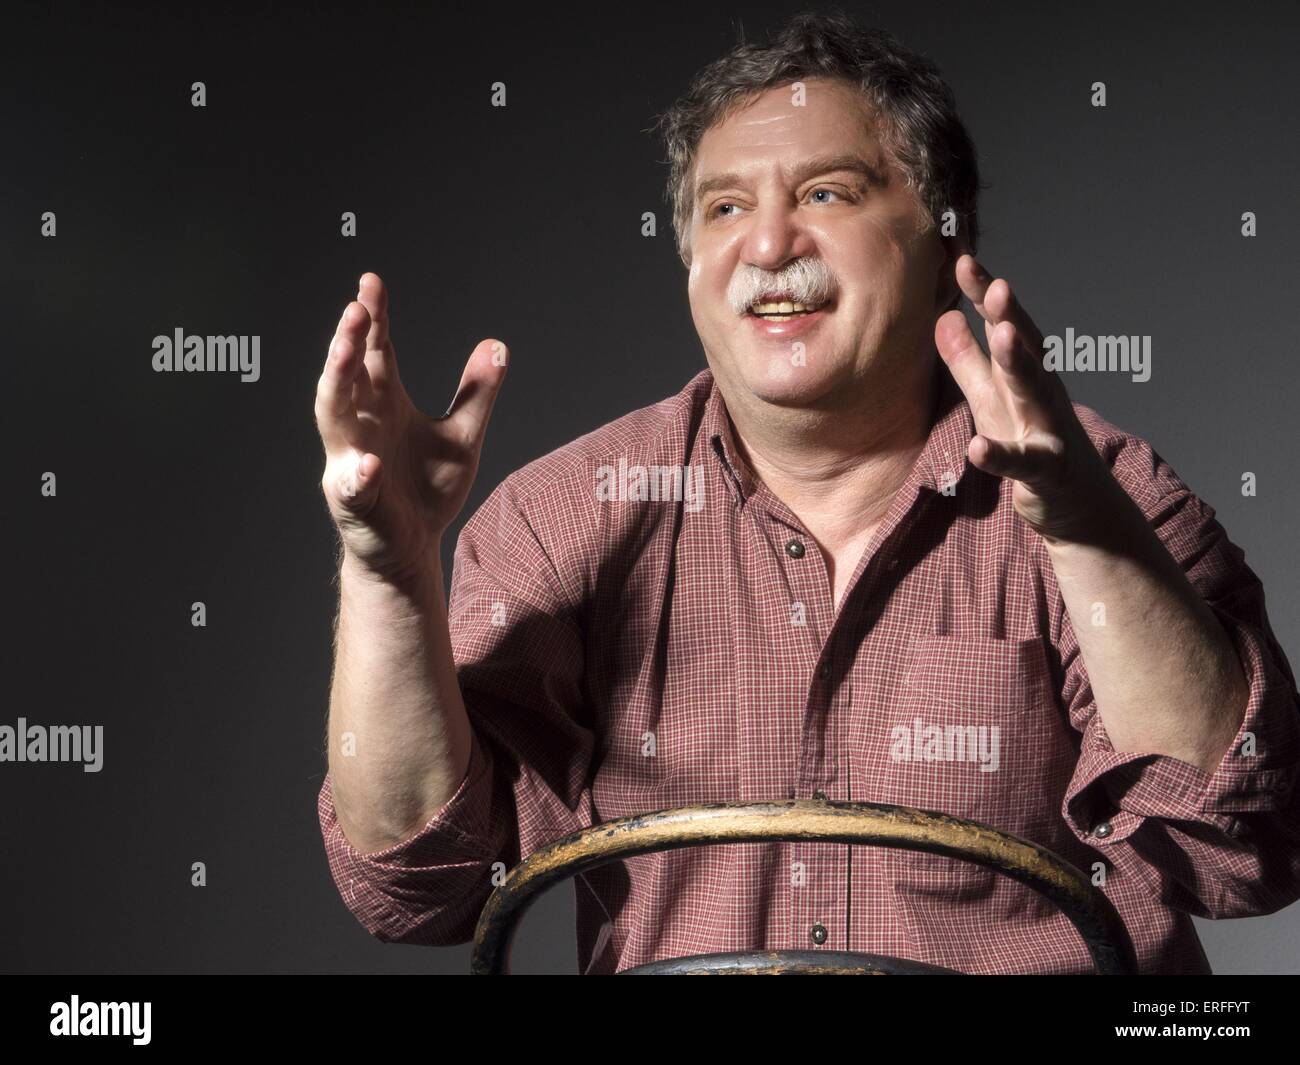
left=777, top=518, right=840, bottom=956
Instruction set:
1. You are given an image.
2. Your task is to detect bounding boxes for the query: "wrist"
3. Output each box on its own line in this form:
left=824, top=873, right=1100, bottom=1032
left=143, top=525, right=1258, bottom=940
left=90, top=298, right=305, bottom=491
left=1039, top=485, right=1182, bottom=597
left=1037, top=474, right=1148, bottom=552
left=339, top=545, right=444, bottom=606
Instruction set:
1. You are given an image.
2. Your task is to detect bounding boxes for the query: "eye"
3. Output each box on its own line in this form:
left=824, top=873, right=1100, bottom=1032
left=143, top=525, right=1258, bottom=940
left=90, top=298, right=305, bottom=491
left=808, top=187, right=848, bottom=204
left=711, top=202, right=739, bottom=219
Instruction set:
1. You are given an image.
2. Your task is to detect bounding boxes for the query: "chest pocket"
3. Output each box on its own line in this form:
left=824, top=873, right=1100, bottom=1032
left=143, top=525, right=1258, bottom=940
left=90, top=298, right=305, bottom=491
left=879, top=634, right=1059, bottom=815
left=864, top=634, right=1072, bottom=925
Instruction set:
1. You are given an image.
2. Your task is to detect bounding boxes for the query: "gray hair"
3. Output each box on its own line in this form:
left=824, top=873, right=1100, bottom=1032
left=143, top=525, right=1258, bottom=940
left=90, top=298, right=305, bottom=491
left=651, top=10, right=983, bottom=272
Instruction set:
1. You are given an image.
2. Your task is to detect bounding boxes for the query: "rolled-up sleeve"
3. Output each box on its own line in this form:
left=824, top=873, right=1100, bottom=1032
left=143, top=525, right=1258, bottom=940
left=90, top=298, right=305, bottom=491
left=1056, top=429, right=1300, bottom=919
left=317, top=471, right=596, bottom=945
left=317, top=724, right=499, bottom=944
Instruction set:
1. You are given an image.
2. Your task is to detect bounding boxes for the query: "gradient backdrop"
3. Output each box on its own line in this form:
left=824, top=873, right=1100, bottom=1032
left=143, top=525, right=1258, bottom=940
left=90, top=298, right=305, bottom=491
left=5, top=0, right=1297, bottom=973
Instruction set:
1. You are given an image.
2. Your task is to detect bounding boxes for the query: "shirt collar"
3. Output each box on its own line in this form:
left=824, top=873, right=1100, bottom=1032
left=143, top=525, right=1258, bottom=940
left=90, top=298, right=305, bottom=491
left=703, top=363, right=974, bottom=507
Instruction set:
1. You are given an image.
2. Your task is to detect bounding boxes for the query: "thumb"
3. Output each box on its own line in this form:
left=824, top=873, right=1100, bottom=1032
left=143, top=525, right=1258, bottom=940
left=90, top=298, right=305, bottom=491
left=934, top=308, right=987, bottom=400
left=334, top=451, right=383, bottom=520
left=443, top=339, right=509, bottom=447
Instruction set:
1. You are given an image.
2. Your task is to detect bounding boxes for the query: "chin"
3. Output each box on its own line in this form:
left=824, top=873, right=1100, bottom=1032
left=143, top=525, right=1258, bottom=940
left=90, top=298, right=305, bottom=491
left=735, top=353, right=844, bottom=408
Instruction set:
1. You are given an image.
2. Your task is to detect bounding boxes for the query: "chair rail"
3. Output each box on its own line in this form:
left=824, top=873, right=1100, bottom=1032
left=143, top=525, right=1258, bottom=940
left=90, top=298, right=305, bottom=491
left=470, top=799, right=1138, bottom=975
left=619, top=950, right=962, bottom=975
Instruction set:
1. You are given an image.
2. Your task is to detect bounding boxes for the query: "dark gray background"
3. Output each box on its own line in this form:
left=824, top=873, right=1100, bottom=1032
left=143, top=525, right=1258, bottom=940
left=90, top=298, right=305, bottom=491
left=4, top=0, right=1296, bottom=973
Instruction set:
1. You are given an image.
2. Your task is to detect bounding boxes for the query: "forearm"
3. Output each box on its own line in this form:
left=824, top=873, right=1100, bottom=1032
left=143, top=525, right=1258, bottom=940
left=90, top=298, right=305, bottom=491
left=1042, top=480, right=1248, bottom=776
left=326, top=547, right=474, bottom=854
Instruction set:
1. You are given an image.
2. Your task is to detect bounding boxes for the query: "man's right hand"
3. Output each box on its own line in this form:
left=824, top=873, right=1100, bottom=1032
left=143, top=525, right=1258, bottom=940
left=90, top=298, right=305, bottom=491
left=314, top=272, right=508, bottom=585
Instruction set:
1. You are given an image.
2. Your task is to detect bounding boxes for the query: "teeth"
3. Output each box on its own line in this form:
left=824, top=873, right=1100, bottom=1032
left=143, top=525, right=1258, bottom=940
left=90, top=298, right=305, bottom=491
left=751, top=300, right=822, bottom=315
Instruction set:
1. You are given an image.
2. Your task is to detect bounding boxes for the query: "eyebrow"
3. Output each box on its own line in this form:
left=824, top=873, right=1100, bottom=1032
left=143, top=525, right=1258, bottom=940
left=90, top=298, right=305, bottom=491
left=693, top=153, right=885, bottom=208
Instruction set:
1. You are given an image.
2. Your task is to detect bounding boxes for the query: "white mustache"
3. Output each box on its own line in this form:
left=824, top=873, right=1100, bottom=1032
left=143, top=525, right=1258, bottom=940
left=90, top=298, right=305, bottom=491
left=727, top=259, right=838, bottom=315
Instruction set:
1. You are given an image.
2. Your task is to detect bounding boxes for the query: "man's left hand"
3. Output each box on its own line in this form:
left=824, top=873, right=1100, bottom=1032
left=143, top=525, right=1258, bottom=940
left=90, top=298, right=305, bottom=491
left=934, top=253, right=1128, bottom=545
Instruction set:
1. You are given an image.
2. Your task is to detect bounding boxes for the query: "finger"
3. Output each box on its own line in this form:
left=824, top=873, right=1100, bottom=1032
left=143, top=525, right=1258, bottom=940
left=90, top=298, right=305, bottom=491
left=314, top=304, right=370, bottom=454
left=968, top=432, right=1067, bottom=489
left=988, top=314, right=1073, bottom=428
left=357, top=272, right=391, bottom=350
left=956, top=256, right=1044, bottom=359
left=934, top=308, right=993, bottom=406
left=351, top=355, right=375, bottom=411
left=982, top=275, right=1045, bottom=355
left=955, top=253, right=994, bottom=318
left=988, top=318, right=1042, bottom=409
left=441, top=339, right=510, bottom=450
left=356, top=272, right=402, bottom=392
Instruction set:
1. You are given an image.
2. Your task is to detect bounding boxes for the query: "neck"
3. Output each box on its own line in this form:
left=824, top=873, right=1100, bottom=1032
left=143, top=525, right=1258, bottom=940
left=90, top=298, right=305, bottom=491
left=719, top=357, right=940, bottom=545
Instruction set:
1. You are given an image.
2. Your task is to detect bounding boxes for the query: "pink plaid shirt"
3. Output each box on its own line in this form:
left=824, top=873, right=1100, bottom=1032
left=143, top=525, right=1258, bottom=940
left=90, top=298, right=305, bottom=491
left=318, top=367, right=1300, bottom=973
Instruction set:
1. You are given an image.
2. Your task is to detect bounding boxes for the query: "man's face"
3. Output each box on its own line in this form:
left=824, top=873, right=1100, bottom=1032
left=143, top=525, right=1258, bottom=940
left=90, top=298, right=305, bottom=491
left=685, top=77, right=954, bottom=411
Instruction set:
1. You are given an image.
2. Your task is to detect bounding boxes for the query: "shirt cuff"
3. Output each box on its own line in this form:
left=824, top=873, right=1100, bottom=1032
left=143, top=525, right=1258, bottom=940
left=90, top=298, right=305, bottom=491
left=318, top=726, right=496, bottom=877
left=1063, top=606, right=1300, bottom=846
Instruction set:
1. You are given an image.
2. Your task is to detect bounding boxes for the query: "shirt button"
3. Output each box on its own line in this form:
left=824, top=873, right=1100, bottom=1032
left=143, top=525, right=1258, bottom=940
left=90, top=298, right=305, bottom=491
left=817, top=662, right=831, bottom=681
left=810, top=923, right=828, bottom=945
left=785, top=538, right=806, bottom=559
left=1093, top=820, right=1114, bottom=839
left=813, top=789, right=828, bottom=801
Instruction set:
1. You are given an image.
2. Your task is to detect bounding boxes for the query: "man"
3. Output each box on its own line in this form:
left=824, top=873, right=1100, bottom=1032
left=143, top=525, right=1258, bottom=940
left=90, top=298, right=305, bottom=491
left=313, top=12, right=1300, bottom=973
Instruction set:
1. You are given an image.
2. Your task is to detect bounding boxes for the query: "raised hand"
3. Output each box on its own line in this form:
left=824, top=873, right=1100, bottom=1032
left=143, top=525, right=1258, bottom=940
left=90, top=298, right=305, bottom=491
left=934, top=254, right=1122, bottom=543
left=315, top=272, right=508, bottom=584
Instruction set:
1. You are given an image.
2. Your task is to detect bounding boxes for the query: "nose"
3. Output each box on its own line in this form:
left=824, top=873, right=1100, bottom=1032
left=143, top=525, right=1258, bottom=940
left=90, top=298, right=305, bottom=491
left=739, top=197, right=818, bottom=274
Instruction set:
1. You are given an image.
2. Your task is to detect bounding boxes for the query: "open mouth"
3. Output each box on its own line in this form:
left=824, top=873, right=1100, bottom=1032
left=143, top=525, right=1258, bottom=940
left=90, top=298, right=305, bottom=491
left=746, top=298, right=829, bottom=322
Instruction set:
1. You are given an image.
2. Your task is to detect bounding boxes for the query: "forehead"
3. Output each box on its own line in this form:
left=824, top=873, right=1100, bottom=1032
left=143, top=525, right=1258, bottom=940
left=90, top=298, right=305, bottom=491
left=692, top=78, right=887, bottom=188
